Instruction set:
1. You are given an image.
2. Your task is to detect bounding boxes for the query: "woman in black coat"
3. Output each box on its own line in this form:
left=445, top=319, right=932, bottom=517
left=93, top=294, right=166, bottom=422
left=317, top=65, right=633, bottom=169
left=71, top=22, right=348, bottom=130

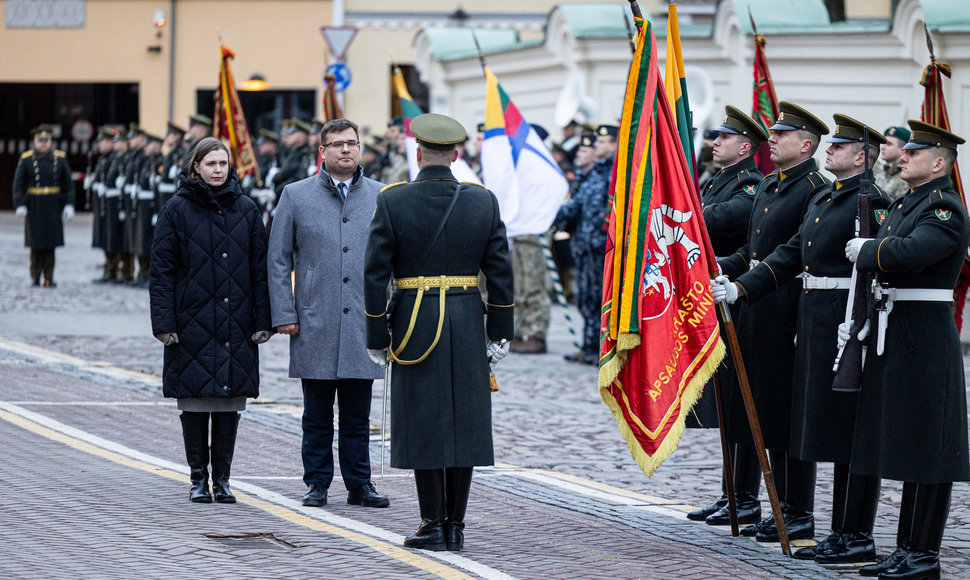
left=150, top=137, right=272, bottom=503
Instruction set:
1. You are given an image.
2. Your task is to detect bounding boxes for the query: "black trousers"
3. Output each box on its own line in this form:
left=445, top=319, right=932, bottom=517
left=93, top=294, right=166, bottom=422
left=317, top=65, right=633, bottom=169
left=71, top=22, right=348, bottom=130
left=301, top=378, right=374, bottom=490
left=29, top=248, right=55, bottom=282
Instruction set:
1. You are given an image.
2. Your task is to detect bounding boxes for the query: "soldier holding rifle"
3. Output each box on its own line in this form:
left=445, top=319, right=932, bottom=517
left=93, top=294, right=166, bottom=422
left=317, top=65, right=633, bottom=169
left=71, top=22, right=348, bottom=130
left=842, top=120, right=969, bottom=580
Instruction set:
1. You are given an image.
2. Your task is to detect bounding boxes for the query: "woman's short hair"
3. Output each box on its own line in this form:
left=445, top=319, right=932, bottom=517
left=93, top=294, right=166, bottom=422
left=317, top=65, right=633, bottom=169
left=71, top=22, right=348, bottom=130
left=187, top=137, right=230, bottom=179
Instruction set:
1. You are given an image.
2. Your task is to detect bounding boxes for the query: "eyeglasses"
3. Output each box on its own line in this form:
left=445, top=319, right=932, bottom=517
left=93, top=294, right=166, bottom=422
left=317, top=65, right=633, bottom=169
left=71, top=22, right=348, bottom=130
left=323, top=140, right=360, bottom=150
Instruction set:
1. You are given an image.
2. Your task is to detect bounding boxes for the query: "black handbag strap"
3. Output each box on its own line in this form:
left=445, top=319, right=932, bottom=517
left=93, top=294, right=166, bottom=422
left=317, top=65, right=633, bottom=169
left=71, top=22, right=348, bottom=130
left=415, top=182, right=461, bottom=272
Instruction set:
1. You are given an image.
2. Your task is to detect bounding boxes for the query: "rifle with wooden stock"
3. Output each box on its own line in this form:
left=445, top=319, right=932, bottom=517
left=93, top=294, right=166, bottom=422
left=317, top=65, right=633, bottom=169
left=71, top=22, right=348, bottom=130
left=831, top=129, right=873, bottom=392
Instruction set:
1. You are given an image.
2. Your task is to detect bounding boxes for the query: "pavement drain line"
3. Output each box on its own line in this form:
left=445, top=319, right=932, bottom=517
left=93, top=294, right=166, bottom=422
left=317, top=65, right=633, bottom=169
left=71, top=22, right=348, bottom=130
left=0, top=401, right=517, bottom=580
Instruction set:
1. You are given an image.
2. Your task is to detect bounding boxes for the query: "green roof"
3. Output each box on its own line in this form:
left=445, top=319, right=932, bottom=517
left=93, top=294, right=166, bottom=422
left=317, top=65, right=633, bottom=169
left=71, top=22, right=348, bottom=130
left=738, top=0, right=889, bottom=34
left=922, top=0, right=970, bottom=32
left=417, top=28, right=522, bottom=62
left=553, top=2, right=638, bottom=38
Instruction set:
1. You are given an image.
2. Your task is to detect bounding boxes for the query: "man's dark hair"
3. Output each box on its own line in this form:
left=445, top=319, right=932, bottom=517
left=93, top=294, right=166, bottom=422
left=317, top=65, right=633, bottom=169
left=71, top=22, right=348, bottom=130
left=320, top=119, right=359, bottom=145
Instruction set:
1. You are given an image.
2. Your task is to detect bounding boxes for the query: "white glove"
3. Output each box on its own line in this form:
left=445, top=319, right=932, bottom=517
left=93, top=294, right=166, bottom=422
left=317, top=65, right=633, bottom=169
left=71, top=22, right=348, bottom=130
left=62, top=205, right=75, bottom=220
left=118, top=210, right=127, bottom=221
left=83, top=175, right=94, bottom=190
left=15, top=206, right=27, bottom=217
left=487, top=339, right=510, bottom=365
left=837, top=321, right=850, bottom=350
left=115, top=176, right=125, bottom=189
left=251, top=330, right=272, bottom=344
left=712, top=276, right=738, bottom=304
left=151, top=214, right=158, bottom=226
left=155, top=332, right=179, bottom=346
left=368, top=348, right=388, bottom=368
left=845, top=238, right=867, bottom=263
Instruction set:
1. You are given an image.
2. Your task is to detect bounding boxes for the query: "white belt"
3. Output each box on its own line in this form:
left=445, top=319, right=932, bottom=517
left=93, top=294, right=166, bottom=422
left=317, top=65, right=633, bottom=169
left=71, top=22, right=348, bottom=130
left=137, top=191, right=155, bottom=200
left=123, top=184, right=137, bottom=195
left=158, top=183, right=176, bottom=193
left=104, top=188, right=121, bottom=198
left=873, top=285, right=953, bottom=356
left=803, top=275, right=851, bottom=290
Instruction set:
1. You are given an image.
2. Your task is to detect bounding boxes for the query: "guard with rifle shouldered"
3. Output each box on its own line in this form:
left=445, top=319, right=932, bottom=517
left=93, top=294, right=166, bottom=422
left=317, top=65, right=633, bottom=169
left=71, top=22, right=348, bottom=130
left=131, top=131, right=163, bottom=288
left=89, top=127, right=115, bottom=283
left=363, top=113, right=514, bottom=552
left=715, top=101, right=830, bottom=543
left=715, top=115, right=891, bottom=563
left=103, top=129, right=129, bottom=283
left=158, top=122, right=186, bottom=210
left=842, top=120, right=969, bottom=580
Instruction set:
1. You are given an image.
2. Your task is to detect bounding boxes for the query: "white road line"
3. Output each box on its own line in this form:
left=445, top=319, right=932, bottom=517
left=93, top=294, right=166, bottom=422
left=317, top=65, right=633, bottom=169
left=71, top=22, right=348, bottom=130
left=0, top=400, right=517, bottom=580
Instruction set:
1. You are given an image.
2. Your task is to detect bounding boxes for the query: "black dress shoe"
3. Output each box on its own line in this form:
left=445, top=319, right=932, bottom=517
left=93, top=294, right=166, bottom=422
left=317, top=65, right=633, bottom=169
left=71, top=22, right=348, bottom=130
left=877, top=550, right=940, bottom=580
left=756, top=512, right=815, bottom=542
left=687, top=496, right=727, bottom=521
left=404, top=519, right=446, bottom=551
left=741, top=516, right=775, bottom=536
left=347, top=482, right=390, bottom=508
left=792, top=531, right=841, bottom=560
left=706, top=495, right=761, bottom=526
left=302, top=483, right=328, bottom=507
left=814, top=531, right=876, bottom=564
left=859, top=548, right=909, bottom=577
left=31, top=280, right=40, bottom=288
left=445, top=521, right=465, bottom=551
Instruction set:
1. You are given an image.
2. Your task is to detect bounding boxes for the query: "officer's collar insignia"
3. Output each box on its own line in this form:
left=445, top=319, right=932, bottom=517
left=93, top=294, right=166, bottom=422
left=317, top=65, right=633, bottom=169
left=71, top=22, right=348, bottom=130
left=874, top=209, right=888, bottom=224
left=778, top=171, right=787, bottom=181
left=743, top=185, right=756, bottom=195
left=935, top=209, right=952, bottom=221
left=835, top=181, right=843, bottom=190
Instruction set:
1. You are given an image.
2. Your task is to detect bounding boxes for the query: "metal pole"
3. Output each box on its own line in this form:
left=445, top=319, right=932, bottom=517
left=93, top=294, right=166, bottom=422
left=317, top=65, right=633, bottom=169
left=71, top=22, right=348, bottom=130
left=380, top=360, right=391, bottom=477
left=167, top=0, right=177, bottom=123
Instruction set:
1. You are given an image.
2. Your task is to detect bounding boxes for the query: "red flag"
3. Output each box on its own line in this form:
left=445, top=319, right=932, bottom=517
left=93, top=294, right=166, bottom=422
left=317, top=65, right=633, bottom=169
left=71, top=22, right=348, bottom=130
left=599, top=16, right=724, bottom=477
left=213, top=45, right=259, bottom=180
left=751, top=32, right=778, bottom=175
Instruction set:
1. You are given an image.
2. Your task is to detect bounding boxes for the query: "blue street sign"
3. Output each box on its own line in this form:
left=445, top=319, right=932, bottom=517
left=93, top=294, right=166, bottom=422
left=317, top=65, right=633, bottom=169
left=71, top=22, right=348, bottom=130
left=327, top=63, right=352, bottom=93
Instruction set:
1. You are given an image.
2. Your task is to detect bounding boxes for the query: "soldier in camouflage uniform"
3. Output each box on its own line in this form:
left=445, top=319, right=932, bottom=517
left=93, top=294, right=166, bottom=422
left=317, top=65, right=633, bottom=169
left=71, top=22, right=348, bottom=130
left=12, top=125, right=75, bottom=287
left=554, top=129, right=614, bottom=364
left=873, top=125, right=910, bottom=200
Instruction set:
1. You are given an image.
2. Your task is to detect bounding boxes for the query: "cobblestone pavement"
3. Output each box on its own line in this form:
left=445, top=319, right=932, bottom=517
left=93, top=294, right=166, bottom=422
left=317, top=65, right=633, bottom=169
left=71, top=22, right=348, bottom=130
left=0, top=212, right=968, bottom=578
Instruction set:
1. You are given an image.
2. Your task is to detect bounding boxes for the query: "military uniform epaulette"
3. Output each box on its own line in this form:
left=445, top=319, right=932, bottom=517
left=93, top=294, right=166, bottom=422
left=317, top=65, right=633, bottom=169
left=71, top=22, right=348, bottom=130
left=380, top=181, right=408, bottom=193
left=460, top=181, right=486, bottom=188
left=805, top=171, right=826, bottom=188
left=20, top=150, right=33, bottom=159
left=54, top=150, right=66, bottom=158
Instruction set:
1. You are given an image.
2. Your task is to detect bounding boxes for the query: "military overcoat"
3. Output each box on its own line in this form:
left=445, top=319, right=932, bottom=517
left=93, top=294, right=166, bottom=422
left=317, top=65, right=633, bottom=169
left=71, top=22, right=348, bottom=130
left=851, top=176, right=970, bottom=483
left=718, top=158, right=829, bottom=448
left=735, top=171, right=889, bottom=462
left=12, top=149, right=74, bottom=249
left=364, top=165, right=514, bottom=470
left=90, top=152, right=112, bottom=250
left=103, top=151, right=127, bottom=254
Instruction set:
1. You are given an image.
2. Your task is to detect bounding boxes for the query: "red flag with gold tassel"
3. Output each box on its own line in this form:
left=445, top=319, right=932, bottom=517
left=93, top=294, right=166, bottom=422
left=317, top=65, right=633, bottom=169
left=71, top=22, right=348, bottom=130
left=750, top=25, right=778, bottom=175
left=213, top=45, right=259, bottom=181
left=920, top=51, right=970, bottom=329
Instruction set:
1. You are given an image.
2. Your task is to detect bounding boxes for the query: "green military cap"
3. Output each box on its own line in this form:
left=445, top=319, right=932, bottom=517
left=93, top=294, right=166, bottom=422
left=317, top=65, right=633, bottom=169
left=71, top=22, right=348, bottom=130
left=362, top=140, right=381, bottom=155
left=310, top=119, right=325, bottom=132
left=597, top=125, right=619, bottom=138
left=883, top=125, right=911, bottom=143
left=409, top=113, right=466, bottom=151
left=903, top=120, right=965, bottom=151
left=281, top=119, right=311, bottom=135
left=769, top=101, right=829, bottom=136
left=143, top=131, right=164, bottom=143
left=828, top=114, right=887, bottom=145
left=579, top=134, right=595, bottom=148
left=127, top=123, right=144, bottom=139
left=166, top=122, right=187, bottom=136
left=31, top=125, right=54, bottom=138
left=257, top=128, right=279, bottom=144
left=97, top=126, right=115, bottom=141
left=715, top=105, right=769, bottom=143
left=189, top=113, right=213, bottom=127
left=110, top=127, right=124, bottom=141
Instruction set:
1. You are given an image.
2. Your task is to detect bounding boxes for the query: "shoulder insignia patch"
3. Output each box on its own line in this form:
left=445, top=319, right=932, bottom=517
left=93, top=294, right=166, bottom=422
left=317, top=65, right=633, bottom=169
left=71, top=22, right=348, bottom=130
left=20, top=151, right=32, bottom=159
left=935, top=209, right=952, bottom=221
left=873, top=209, right=888, bottom=224
left=54, top=150, right=66, bottom=158
left=380, top=181, right=407, bottom=193
left=743, top=185, right=756, bottom=195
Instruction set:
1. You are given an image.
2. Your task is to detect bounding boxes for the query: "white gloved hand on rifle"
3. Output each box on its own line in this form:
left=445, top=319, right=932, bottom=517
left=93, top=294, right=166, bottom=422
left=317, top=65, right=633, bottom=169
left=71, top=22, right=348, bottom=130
left=845, top=238, right=868, bottom=263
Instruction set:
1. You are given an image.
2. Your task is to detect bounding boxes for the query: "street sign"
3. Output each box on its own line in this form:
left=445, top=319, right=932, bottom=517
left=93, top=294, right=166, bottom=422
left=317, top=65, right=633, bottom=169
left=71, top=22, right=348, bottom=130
left=327, top=63, right=352, bottom=93
left=320, top=26, right=358, bottom=60
left=71, top=119, right=94, bottom=142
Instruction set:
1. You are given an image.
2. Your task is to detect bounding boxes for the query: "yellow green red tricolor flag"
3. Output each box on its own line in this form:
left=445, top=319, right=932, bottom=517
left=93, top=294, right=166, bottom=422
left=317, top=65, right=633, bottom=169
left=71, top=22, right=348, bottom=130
left=213, top=45, right=258, bottom=180
left=751, top=31, right=779, bottom=174
left=664, top=2, right=694, bottom=180
left=598, top=13, right=724, bottom=477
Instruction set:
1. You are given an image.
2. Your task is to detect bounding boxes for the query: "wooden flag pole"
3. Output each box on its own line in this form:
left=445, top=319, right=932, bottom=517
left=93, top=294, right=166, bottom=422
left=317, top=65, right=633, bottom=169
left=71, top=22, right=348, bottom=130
left=712, top=369, right=740, bottom=536
left=718, top=301, right=791, bottom=555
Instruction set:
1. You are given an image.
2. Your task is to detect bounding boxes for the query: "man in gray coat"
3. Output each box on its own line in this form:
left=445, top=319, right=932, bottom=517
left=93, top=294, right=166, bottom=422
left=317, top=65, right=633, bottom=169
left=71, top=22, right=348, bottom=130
left=268, top=118, right=389, bottom=508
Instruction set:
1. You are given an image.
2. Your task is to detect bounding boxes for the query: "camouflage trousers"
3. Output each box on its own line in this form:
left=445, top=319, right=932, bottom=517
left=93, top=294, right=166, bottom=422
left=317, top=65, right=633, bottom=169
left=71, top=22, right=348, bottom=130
left=575, top=248, right=605, bottom=356
left=511, top=234, right=550, bottom=340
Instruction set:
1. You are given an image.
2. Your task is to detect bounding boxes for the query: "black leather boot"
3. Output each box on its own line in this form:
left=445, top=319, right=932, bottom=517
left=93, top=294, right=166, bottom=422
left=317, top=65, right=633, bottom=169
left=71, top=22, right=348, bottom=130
left=815, top=473, right=879, bottom=564
left=795, top=463, right=850, bottom=560
left=860, top=481, right=915, bottom=577
left=445, top=467, right=473, bottom=551
left=688, top=495, right=727, bottom=522
left=742, top=448, right=786, bottom=537
left=707, top=444, right=762, bottom=525
left=880, top=482, right=950, bottom=580
left=404, top=469, right=447, bottom=551
left=210, top=412, right=240, bottom=504
left=757, top=455, right=815, bottom=542
left=179, top=412, right=212, bottom=503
